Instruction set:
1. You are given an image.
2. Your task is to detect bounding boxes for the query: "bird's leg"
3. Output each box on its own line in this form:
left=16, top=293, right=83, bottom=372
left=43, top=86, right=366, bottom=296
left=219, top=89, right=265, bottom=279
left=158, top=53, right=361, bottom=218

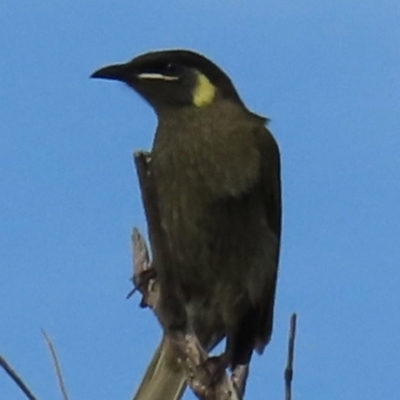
left=190, top=350, right=241, bottom=400
left=167, top=331, right=222, bottom=397
left=187, top=335, right=222, bottom=398
left=185, top=332, right=208, bottom=365
left=168, top=331, right=208, bottom=370
left=197, top=352, right=230, bottom=386
left=195, top=347, right=248, bottom=399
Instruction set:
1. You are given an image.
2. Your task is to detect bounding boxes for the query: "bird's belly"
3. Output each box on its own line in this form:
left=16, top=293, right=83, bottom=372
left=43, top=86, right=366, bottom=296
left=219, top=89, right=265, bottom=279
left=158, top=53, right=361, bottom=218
left=153, top=158, right=277, bottom=342
left=159, top=192, right=275, bottom=317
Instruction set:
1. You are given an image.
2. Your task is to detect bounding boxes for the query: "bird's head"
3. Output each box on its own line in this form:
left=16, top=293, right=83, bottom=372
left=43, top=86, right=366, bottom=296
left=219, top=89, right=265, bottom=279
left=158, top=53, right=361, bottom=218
left=91, top=49, right=244, bottom=113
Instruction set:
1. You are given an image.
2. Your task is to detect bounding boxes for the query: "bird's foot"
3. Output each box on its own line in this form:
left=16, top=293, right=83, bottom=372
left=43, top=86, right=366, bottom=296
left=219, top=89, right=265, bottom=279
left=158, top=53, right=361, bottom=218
left=195, top=354, right=228, bottom=387
left=192, top=356, right=241, bottom=400
left=195, top=355, right=248, bottom=399
left=168, top=333, right=241, bottom=399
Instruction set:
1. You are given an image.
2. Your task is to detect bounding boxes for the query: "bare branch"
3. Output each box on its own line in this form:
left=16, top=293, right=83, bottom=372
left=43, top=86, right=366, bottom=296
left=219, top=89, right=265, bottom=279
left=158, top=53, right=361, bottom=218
left=284, top=313, right=297, bottom=400
left=133, top=151, right=164, bottom=263
left=130, top=227, right=159, bottom=309
left=231, top=364, right=249, bottom=398
left=0, top=354, right=39, bottom=400
left=42, top=330, right=70, bottom=400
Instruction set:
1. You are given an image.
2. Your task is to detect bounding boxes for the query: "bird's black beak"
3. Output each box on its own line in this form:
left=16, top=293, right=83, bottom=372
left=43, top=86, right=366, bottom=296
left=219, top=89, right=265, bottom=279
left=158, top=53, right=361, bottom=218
left=90, top=63, right=130, bottom=82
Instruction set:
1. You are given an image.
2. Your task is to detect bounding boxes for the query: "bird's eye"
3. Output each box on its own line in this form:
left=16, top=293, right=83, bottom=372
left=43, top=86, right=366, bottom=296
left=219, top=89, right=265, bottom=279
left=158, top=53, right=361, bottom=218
left=163, top=63, right=181, bottom=77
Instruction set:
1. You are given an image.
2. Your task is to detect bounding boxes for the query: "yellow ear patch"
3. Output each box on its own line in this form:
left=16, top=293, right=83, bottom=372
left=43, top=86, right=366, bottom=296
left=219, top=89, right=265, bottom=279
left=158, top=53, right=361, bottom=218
left=193, top=73, right=216, bottom=107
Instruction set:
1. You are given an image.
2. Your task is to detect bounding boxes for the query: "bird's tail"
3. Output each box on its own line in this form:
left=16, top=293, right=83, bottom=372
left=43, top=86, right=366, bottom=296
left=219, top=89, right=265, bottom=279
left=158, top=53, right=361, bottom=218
left=133, top=336, right=187, bottom=400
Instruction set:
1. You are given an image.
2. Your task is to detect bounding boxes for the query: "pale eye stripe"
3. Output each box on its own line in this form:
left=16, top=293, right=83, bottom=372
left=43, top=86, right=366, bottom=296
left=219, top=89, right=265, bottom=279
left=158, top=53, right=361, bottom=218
left=137, top=73, right=179, bottom=81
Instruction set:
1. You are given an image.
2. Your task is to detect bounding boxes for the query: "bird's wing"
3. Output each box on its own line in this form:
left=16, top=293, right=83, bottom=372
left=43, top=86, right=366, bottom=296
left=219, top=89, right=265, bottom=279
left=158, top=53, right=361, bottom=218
left=254, top=125, right=282, bottom=349
left=219, top=123, right=282, bottom=365
left=258, top=126, right=282, bottom=252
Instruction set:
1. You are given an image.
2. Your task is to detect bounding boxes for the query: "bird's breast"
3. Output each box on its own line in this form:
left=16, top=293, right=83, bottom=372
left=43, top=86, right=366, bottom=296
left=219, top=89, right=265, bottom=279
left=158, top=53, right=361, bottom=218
left=150, top=109, right=270, bottom=300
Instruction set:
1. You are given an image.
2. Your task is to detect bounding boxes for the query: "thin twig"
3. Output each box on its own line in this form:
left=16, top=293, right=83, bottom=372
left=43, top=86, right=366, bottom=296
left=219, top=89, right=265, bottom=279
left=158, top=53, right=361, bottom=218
left=284, top=313, right=297, bottom=400
left=42, top=330, right=70, bottom=400
left=0, top=354, right=39, bottom=400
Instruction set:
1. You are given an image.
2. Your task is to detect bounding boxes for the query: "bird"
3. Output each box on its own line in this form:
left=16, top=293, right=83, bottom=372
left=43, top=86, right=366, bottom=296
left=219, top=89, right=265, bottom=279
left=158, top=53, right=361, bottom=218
left=91, top=49, right=281, bottom=400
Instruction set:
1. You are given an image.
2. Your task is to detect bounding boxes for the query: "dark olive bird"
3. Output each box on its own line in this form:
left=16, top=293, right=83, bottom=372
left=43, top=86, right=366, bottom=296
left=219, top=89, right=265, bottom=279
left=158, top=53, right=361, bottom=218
left=91, top=49, right=281, bottom=400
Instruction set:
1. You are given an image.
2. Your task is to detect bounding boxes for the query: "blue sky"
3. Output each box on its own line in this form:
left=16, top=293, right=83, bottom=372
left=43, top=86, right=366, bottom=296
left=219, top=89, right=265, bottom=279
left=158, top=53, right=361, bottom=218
left=1, top=1, right=399, bottom=399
